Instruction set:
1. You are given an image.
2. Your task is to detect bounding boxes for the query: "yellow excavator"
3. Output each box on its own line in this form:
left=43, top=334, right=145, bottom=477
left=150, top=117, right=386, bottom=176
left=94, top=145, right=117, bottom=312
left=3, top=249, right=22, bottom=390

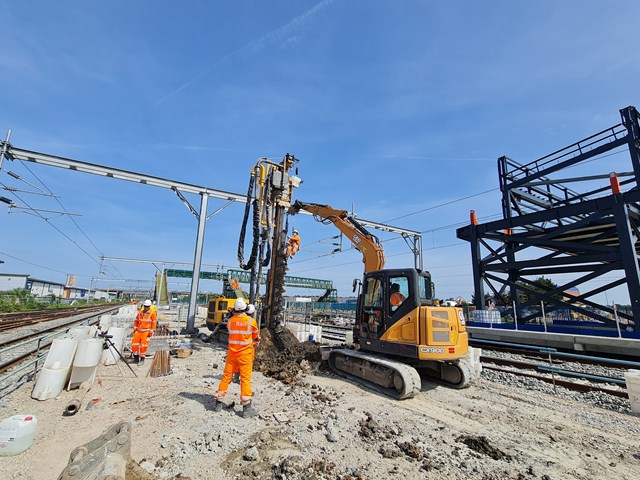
left=288, top=200, right=474, bottom=399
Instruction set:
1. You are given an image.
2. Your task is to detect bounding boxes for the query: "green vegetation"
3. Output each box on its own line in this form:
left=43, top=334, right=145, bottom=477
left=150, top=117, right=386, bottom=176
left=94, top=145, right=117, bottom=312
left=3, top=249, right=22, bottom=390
left=0, top=288, right=98, bottom=313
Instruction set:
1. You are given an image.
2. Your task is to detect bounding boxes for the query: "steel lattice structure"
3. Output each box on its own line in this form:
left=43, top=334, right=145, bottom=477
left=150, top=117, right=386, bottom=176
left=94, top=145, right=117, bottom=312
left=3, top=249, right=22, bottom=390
left=457, top=106, right=640, bottom=334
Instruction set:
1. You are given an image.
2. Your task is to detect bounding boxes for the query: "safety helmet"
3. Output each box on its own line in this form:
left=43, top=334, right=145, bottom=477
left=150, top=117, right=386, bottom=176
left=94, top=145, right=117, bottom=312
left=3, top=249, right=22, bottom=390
left=293, top=229, right=298, bottom=234
left=234, top=297, right=247, bottom=311
left=143, top=299, right=152, bottom=307
left=246, top=304, right=256, bottom=315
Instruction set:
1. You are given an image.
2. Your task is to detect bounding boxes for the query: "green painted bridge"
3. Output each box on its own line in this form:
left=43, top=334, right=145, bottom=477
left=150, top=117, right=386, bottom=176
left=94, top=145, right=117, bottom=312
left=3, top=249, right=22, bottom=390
left=165, top=268, right=333, bottom=290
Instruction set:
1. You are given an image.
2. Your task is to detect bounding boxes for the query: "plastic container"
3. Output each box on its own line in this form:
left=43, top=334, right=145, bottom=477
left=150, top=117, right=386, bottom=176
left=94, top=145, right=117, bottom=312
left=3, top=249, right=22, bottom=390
left=101, top=326, right=126, bottom=365
left=99, top=314, right=112, bottom=330
left=32, top=337, right=78, bottom=400
left=0, top=415, right=37, bottom=456
left=625, top=369, right=640, bottom=414
left=68, top=338, right=104, bottom=390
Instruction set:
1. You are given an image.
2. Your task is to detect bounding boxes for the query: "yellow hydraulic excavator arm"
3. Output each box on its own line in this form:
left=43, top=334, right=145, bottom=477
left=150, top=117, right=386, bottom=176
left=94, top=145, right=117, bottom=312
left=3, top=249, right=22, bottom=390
left=288, top=200, right=385, bottom=273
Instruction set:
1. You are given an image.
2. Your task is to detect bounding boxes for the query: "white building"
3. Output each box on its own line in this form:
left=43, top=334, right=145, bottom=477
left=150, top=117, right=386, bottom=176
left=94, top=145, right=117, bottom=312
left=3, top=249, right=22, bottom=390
left=0, top=273, right=29, bottom=291
left=27, top=278, right=66, bottom=298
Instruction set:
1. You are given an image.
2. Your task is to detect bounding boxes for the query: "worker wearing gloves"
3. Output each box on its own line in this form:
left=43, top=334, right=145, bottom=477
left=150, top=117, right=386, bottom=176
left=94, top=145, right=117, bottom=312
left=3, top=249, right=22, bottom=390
left=285, top=229, right=300, bottom=258
left=130, top=299, right=157, bottom=365
left=214, top=298, right=260, bottom=418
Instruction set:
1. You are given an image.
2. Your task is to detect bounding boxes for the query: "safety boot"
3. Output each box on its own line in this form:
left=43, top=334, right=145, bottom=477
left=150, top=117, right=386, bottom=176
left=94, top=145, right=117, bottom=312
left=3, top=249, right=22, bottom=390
left=241, top=400, right=258, bottom=418
left=138, top=357, right=145, bottom=365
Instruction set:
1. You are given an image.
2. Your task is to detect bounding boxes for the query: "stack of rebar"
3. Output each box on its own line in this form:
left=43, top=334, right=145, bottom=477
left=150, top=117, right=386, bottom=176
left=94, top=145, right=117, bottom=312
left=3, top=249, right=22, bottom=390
left=147, top=350, right=170, bottom=377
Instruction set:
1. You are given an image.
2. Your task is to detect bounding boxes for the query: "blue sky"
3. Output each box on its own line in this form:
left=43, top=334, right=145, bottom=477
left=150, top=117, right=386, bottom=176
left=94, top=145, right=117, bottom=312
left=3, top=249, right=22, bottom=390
left=1, top=0, right=639, bottom=303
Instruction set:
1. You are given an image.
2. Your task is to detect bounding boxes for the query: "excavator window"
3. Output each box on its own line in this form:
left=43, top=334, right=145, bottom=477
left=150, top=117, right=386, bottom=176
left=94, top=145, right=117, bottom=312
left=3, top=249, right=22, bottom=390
left=389, top=277, right=409, bottom=313
left=361, top=277, right=383, bottom=334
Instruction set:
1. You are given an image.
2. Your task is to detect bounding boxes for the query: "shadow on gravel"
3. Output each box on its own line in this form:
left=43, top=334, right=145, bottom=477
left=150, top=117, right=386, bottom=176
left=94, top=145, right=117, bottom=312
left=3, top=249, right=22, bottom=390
left=178, top=391, right=217, bottom=411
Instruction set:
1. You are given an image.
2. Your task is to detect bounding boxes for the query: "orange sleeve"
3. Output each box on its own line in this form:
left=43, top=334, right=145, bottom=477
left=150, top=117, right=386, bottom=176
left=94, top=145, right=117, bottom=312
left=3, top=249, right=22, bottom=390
left=251, top=318, right=259, bottom=340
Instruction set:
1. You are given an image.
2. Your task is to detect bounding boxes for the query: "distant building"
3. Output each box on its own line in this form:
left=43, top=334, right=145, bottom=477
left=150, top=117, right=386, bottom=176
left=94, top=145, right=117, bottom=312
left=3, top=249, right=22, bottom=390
left=0, top=273, right=30, bottom=291
left=27, top=278, right=66, bottom=298
left=0, top=273, right=109, bottom=300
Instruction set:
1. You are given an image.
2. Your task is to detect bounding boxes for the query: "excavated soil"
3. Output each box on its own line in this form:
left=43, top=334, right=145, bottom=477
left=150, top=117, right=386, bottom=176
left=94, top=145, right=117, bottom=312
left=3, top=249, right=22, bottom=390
left=253, top=328, right=321, bottom=384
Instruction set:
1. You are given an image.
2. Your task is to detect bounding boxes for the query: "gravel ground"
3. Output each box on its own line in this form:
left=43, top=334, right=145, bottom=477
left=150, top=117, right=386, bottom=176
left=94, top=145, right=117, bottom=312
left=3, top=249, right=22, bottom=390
left=2, top=313, right=640, bottom=479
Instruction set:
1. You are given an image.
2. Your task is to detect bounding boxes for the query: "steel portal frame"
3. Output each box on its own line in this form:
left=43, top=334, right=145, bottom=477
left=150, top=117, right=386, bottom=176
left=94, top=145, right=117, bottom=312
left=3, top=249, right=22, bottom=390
left=457, top=106, right=640, bottom=332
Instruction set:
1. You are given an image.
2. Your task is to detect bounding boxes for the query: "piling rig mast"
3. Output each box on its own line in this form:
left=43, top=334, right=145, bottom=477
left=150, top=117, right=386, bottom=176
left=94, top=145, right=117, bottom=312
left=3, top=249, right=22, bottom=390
left=237, top=154, right=301, bottom=334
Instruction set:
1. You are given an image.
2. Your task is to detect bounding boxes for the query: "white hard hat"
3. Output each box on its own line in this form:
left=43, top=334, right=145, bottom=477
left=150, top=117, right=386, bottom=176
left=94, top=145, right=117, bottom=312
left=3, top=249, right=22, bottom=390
left=246, top=304, right=256, bottom=315
left=234, top=298, right=247, bottom=311
left=293, top=229, right=298, bottom=233
left=143, top=299, right=152, bottom=307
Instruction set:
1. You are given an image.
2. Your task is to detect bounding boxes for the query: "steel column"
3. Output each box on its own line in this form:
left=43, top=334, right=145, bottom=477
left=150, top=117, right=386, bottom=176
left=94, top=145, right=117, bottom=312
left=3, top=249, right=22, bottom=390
left=611, top=193, right=640, bottom=327
left=185, top=194, right=209, bottom=333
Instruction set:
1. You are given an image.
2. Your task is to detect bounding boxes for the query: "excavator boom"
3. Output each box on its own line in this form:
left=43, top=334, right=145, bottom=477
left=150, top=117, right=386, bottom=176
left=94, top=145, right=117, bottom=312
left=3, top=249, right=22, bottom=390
left=288, top=200, right=385, bottom=272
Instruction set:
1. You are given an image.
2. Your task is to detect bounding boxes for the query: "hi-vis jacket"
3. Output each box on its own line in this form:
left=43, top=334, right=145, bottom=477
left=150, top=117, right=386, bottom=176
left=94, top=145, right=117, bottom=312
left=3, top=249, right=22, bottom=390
left=134, top=308, right=157, bottom=334
left=227, top=312, right=259, bottom=355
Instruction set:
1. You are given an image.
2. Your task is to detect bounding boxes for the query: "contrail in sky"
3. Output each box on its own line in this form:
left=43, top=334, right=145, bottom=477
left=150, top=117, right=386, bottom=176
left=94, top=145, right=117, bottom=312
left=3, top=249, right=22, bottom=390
left=156, top=0, right=337, bottom=105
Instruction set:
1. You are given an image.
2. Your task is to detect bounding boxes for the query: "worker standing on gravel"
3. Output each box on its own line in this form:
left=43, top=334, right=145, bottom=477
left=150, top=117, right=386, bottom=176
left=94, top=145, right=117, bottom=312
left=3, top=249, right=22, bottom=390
left=285, top=229, right=300, bottom=258
left=130, top=299, right=157, bottom=365
left=232, top=303, right=257, bottom=384
left=214, top=298, right=260, bottom=418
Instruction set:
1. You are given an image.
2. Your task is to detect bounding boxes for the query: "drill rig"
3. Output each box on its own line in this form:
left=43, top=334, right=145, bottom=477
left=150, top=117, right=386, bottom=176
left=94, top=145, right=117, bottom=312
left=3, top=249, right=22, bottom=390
left=288, top=200, right=474, bottom=399
left=237, top=154, right=301, bottom=339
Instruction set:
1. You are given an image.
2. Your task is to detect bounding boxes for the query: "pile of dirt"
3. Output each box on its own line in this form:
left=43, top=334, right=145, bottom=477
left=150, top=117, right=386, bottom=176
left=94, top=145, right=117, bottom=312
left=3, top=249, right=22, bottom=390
left=253, top=328, right=321, bottom=384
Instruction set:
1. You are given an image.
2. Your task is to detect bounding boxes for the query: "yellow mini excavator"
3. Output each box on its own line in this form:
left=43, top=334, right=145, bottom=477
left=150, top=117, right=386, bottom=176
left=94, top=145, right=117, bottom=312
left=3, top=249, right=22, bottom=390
left=288, top=200, right=475, bottom=399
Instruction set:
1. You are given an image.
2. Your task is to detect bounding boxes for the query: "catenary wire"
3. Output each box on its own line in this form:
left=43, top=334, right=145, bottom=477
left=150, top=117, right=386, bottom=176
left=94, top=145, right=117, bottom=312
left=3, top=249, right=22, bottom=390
left=17, top=160, right=125, bottom=279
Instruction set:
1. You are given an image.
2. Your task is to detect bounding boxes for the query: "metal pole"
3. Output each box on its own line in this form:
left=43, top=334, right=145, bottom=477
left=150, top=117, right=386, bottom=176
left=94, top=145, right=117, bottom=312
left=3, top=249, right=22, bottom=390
left=0, top=130, right=11, bottom=171
left=185, top=194, right=209, bottom=334
left=613, top=302, right=622, bottom=338
left=541, top=301, right=547, bottom=332
left=513, top=301, right=518, bottom=330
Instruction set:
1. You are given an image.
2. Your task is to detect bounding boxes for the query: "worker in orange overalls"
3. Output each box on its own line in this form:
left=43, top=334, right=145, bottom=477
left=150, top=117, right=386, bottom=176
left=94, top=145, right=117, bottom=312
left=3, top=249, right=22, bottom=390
left=285, top=229, right=300, bottom=258
left=390, top=283, right=406, bottom=312
left=130, top=299, right=157, bottom=365
left=214, top=298, right=260, bottom=418
left=232, top=303, right=257, bottom=384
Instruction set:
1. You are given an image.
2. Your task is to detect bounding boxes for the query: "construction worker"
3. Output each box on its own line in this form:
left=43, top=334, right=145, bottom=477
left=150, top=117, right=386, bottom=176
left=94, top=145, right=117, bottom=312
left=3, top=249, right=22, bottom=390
left=232, top=303, right=256, bottom=384
left=130, top=299, right=157, bottom=365
left=214, top=298, right=260, bottom=418
left=390, top=283, right=406, bottom=312
left=285, top=229, right=300, bottom=258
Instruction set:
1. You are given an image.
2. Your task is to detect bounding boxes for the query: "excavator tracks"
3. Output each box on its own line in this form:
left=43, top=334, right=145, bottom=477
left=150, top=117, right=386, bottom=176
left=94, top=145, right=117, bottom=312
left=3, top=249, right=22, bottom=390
left=328, top=349, right=422, bottom=400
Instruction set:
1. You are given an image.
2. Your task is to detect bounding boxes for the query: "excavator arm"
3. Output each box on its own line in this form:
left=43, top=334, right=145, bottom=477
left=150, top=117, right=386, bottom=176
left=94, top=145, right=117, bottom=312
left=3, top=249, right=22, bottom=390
left=288, top=200, right=385, bottom=273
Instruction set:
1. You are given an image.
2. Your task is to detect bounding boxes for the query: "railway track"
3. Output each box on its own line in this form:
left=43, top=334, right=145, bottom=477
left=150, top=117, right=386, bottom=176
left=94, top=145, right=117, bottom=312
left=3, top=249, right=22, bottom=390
left=474, top=339, right=639, bottom=399
left=0, top=304, right=116, bottom=333
left=0, top=305, right=120, bottom=396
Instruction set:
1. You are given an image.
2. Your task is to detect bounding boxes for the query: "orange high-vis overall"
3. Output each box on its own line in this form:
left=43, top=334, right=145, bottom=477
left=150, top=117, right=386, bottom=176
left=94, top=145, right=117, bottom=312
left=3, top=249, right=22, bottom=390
left=131, top=307, right=157, bottom=359
left=285, top=234, right=300, bottom=258
left=390, top=291, right=406, bottom=307
left=216, top=312, right=259, bottom=401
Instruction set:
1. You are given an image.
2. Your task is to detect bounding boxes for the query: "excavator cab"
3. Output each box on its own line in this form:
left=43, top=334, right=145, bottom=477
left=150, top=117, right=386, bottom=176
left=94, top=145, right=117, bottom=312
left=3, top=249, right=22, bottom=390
left=356, top=268, right=432, bottom=342
left=355, top=268, right=469, bottom=376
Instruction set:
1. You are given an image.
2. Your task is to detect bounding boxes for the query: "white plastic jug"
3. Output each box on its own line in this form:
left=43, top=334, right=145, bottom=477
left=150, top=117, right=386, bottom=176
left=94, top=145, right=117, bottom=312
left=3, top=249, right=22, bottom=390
left=0, top=415, right=37, bottom=456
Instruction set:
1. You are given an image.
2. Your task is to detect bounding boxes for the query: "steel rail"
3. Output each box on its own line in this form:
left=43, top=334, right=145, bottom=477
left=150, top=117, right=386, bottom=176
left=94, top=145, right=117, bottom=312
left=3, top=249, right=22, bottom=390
left=481, top=364, right=629, bottom=398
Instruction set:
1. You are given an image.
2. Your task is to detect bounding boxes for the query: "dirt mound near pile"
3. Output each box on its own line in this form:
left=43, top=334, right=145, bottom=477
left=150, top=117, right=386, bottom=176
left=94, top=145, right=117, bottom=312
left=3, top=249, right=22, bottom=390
left=253, top=328, right=321, bottom=384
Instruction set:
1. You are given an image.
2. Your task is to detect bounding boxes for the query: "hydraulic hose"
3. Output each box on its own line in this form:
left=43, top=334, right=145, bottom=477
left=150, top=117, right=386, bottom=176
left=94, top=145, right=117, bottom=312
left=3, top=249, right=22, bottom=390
left=237, top=171, right=260, bottom=270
